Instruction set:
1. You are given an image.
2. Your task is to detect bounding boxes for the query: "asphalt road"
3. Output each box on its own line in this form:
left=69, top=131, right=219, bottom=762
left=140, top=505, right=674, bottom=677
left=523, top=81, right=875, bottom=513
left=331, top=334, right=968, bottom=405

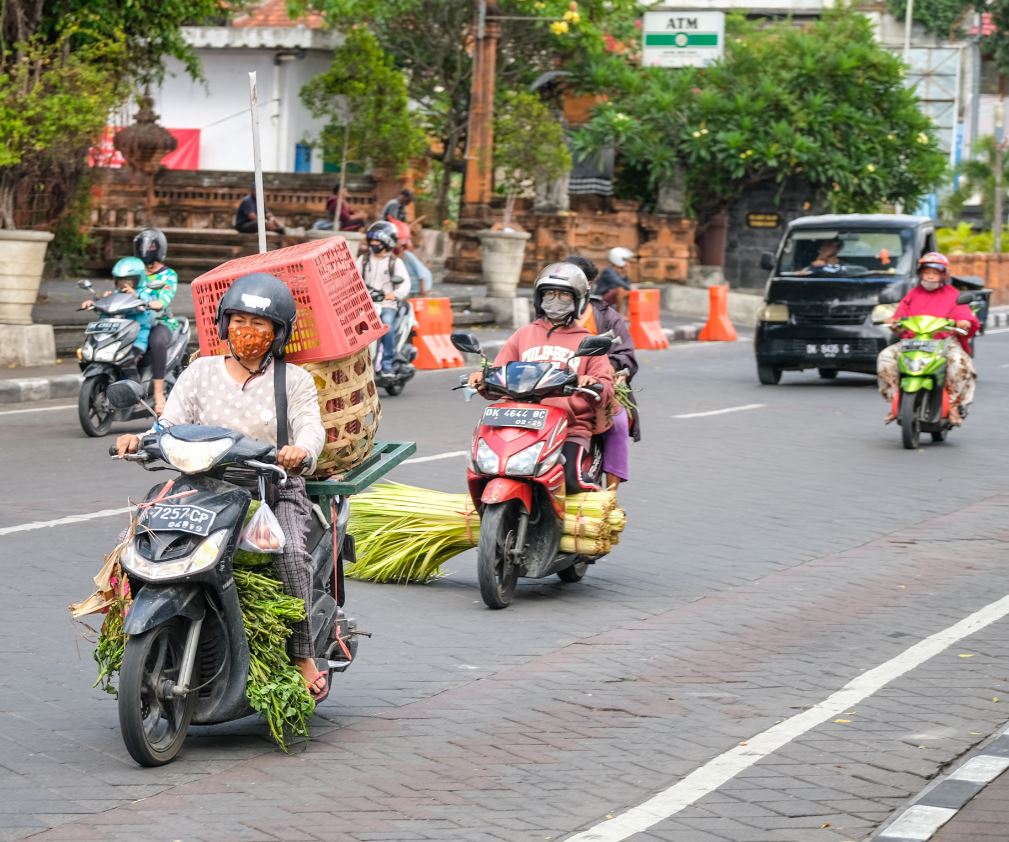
left=2, top=330, right=1009, bottom=842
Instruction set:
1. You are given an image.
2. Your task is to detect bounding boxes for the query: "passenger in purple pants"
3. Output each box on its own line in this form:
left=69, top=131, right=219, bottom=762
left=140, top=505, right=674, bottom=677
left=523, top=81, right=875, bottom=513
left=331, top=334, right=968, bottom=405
left=564, top=254, right=640, bottom=490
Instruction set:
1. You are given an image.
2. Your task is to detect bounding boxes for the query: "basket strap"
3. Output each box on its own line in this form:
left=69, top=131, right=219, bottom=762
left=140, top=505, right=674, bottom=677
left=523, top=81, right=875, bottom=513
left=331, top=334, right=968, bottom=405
left=274, top=358, right=288, bottom=449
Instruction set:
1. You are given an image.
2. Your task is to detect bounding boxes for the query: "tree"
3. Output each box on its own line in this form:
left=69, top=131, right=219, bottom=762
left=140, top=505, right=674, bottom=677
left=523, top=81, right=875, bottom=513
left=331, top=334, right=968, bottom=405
left=494, top=90, right=571, bottom=226
left=300, top=27, right=426, bottom=193
left=575, top=9, right=949, bottom=223
left=884, top=0, right=974, bottom=39
left=941, top=135, right=1009, bottom=225
left=0, top=0, right=237, bottom=230
left=292, top=0, right=639, bottom=226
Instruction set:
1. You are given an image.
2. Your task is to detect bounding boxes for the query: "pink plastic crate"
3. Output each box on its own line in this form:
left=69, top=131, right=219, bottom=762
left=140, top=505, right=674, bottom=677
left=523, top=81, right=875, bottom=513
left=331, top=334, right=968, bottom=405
left=190, top=237, right=385, bottom=364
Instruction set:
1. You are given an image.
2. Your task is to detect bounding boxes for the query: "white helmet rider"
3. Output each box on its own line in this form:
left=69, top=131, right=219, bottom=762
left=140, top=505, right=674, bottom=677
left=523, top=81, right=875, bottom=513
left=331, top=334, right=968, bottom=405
left=608, top=246, right=636, bottom=268
left=533, top=262, right=590, bottom=324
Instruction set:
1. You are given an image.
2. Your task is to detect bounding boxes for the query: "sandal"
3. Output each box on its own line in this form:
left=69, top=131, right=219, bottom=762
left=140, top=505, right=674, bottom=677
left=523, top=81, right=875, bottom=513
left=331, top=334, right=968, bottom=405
left=305, top=670, right=328, bottom=701
left=949, top=404, right=963, bottom=426
left=883, top=412, right=896, bottom=425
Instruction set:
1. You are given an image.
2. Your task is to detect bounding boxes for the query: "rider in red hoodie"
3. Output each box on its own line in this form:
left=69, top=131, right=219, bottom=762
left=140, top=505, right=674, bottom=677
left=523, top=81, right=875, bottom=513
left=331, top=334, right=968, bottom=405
left=877, top=252, right=978, bottom=426
left=469, top=263, right=614, bottom=490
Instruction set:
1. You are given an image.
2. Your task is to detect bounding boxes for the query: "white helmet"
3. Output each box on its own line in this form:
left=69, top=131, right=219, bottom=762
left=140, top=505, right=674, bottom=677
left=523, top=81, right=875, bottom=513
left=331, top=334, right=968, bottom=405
left=608, top=246, right=636, bottom=268
left=533, top=262, right=590, bottom=320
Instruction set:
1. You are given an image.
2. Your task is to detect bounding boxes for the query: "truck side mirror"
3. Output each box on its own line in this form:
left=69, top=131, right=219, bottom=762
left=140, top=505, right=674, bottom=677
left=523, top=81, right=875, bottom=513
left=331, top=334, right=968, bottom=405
left=760, top=253, right=775, bottom=271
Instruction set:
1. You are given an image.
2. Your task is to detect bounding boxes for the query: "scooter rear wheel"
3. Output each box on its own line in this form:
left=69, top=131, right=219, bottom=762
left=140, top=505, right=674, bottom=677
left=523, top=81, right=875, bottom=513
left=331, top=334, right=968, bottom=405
left=78, top=375, right=114, bottom=437
left=557, top=560, right=589, bottom=583
left=118, top=620, right=196, bottom=766
left=477, top=501, right=521, bottom=609
left=899, top=391, right=921, bottom=450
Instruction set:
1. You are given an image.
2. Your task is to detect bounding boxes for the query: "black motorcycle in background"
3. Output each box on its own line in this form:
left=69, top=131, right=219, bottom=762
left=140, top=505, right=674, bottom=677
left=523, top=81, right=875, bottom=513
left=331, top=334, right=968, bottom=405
left=76, top=279, right=190, bottom=437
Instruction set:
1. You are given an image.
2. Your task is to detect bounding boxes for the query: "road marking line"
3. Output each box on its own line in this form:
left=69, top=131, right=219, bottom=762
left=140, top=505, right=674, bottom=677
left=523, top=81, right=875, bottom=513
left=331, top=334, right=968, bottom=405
left=673, top=403, right=765, bottom=419
left=0, top=451, right=466, bottom=537
left=565, top=589, right=1009, bottom=842
left=876, top=805, right=957, bottom=840
left=0, top=507, right=131, bottom=537
left=404, top=450, right=467, bottom=465
left=986, top=326, right=1009, bottom=335
left=0, top=403, right=75, bottom=417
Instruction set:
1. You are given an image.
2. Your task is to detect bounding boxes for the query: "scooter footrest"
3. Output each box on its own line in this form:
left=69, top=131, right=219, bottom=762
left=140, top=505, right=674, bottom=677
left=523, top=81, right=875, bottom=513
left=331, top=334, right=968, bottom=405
left=327, top=659, right=353, bottom=673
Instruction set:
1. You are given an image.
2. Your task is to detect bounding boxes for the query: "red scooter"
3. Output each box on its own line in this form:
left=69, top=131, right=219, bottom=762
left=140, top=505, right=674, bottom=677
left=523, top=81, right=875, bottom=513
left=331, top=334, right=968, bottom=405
left=451, top=331, right=612, bottom=609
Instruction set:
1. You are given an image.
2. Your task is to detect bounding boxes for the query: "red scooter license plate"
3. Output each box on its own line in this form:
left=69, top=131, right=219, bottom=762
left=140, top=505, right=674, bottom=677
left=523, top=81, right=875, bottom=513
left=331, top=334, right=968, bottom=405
left=482, top=407, right=548, bottom=429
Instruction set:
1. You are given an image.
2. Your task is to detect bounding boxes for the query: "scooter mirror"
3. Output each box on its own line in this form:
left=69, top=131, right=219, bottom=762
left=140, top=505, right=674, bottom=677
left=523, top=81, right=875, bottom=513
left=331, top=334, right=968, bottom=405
left=77, top=279, right=93, bottom=290
left=573, top=335, right=613, bottom=358
left=107, top=379, right=144, bottom=410
left=451, top=332, right=483, bottom=355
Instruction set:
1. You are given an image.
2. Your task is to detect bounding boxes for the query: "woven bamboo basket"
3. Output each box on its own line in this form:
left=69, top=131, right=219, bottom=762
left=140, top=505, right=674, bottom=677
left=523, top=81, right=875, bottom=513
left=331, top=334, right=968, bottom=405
left=304, top=349, right=381, bottom=475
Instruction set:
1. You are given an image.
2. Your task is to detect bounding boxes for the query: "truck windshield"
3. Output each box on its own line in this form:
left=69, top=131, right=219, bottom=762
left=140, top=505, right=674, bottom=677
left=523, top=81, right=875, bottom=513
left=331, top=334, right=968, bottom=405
left=776, top=228, right=913, bottom=278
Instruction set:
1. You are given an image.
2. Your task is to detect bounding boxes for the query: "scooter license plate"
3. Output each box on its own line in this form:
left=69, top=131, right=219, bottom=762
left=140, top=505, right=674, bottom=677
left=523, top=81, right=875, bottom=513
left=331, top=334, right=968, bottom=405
left=482, top=407, right=548, bottom=429
left=86, top=321, right=120, bottom=334
left=804, top=342, right=851, bottom=357
left=141, top=503, right=217, bottom=536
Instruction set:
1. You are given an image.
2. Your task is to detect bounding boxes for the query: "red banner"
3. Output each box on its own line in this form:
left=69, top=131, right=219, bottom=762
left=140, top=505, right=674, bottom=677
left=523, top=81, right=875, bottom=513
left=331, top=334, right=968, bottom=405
left=89, top=127, right=200, bottom=170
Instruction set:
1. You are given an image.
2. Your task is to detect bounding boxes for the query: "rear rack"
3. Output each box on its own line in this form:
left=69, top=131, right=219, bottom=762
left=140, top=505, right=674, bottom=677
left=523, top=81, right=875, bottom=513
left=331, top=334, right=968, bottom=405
left=305, top=440, right=417, bottom=501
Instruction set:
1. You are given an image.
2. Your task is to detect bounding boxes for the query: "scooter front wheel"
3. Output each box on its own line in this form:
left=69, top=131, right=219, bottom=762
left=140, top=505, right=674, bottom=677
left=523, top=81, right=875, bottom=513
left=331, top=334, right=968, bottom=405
left=477, top=501, right=521, bottom=609
left=899, top=391, right=921, bottom=450
left=118, top=620, right=196, bottom=766
left=78, top=375, right=114, bottom=437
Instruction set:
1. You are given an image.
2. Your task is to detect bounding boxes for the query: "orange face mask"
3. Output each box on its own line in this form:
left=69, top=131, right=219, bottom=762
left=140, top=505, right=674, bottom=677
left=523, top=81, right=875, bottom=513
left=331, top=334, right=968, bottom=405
left=228, top=324, right=274, bottom=361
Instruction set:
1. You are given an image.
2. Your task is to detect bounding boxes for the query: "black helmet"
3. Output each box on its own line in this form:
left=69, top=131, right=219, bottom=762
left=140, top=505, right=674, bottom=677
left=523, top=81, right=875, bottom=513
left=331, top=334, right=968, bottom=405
left=215, top=273, right=297, bottom=358
left=365, top=220, right=398, bottom=250
left=133, top=228, right=167, bottom=266
left=533, top=262, right=590, bottom=321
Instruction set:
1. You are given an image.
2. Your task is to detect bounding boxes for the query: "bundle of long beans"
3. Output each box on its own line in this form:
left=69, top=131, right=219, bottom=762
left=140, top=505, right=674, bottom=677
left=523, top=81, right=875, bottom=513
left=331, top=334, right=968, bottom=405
left=347, top=484, right=627, bottom=582
left=347, top=483, right=480, bottom=583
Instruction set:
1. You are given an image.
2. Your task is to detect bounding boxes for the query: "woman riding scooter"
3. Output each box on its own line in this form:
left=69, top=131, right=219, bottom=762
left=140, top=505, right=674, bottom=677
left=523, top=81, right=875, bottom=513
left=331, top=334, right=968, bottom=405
left=132, top=228, right=180, bottom=415
left=116, top=273, right=328, bottom=699
left=356, top=221, right=411, bottom=376
left=468, top=262, right=614, bottom=491
left=877, top=252, right=978, bottom=426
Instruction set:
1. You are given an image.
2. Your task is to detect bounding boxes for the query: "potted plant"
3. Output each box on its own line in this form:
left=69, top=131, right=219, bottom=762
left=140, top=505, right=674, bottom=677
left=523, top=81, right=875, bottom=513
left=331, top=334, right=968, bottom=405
left=478, top=90, right=571, bottom=298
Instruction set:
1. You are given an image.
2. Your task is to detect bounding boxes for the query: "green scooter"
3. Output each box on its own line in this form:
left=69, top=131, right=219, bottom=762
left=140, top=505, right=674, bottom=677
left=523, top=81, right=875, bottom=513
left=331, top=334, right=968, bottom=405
left=891, top=314, right=970, bottom=450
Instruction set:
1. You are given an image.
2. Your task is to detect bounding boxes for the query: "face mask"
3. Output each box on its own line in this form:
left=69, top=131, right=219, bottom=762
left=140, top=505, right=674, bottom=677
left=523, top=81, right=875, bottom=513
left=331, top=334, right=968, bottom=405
left=541, top=298, right=575, bottom=323
left=228, top=324, right=275, bottom=361
left=369, top=242, right=385, bottom=255
left=920, top=280, right=942, bottom=291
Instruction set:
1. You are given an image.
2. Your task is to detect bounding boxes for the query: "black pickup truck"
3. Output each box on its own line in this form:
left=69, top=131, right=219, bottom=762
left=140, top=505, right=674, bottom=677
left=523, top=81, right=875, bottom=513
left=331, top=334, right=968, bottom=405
left=753, top=214, right=991, bottom=384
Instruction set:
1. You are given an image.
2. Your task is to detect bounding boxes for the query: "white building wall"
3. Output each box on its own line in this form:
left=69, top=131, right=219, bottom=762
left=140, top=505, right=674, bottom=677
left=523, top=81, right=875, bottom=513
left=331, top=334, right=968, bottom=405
left=149, top=27, right=340, bottom=173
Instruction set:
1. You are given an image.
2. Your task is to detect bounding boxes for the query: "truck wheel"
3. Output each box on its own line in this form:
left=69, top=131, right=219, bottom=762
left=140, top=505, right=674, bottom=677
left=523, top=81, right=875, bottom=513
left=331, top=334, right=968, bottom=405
left=757, top=363, right=781, bottom=385
left=78, top=375, right=114, bottom=437
left=477, top=501, right=520, bottom=609
left=899, top=392, right=921, bottom=450
left=817, top=368, right=838, bottom=380
left=118, top=620, right=196, bottom=766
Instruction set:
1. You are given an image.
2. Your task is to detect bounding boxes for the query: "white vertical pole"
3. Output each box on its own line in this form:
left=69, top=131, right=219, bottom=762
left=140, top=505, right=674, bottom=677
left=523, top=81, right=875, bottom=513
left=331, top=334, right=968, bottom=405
left=249, top=72, right=268, bottom=254
left=903, top=0, right=914, bottom=66
left=950, top=47, right=963, bottom=173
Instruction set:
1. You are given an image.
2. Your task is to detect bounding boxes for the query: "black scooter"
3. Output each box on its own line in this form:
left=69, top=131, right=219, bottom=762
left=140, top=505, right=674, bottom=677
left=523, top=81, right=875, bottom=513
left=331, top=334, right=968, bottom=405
left=104, top=381, right=361, bottom=766
left=76, top=279, right=190, bottom=437
left=369, top=289, right=417, bottom=396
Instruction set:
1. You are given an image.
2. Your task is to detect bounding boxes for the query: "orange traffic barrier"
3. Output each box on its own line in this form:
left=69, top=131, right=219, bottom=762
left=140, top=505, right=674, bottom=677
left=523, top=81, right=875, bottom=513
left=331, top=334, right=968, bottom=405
left=410, top=297, right=464, bottom=369
left=628, top=289, right=669, bottom=350
left=698, top=285, right=738, bottom=342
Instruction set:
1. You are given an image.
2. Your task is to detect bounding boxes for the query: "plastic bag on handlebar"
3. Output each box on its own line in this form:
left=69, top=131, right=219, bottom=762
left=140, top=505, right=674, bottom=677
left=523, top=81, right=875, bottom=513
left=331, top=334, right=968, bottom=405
left=238, top=501, right=286, bottom=554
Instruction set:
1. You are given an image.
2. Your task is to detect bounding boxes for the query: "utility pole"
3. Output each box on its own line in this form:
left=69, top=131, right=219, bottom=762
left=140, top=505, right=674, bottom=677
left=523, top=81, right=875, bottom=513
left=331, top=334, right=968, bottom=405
left=903, top=0, right=914, bottom=65
left=994, top=79, right=1005, bottom=252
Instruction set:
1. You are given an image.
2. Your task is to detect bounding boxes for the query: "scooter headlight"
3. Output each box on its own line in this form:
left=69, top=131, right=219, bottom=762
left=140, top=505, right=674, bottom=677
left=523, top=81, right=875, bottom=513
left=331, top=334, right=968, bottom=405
left=505, top=442, right=545, bottom=476
left=534, top=446, right=562, bottom=476
left=93, top=344, right=119, bottom=362
left=902, top=355, right=927, bottom=373
left=81, top=345, right=94, bottom=361
left=120, top=528, right=230, bottom=580
left=475, top=438, right=499, bottom=474
left=160, top=434, right=234, bottom=474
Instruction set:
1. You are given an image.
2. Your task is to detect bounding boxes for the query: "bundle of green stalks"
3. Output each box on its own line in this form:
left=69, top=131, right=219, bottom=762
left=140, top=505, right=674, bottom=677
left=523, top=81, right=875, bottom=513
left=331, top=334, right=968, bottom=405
left=348, top=485, right=627, bottom=582
left=347, top=483, right=479, bottom=583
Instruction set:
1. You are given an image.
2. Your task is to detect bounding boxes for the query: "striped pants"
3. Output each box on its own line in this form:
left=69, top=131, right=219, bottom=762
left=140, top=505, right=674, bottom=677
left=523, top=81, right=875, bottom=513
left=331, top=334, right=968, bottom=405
left=267, top=477, right=315, bottom=660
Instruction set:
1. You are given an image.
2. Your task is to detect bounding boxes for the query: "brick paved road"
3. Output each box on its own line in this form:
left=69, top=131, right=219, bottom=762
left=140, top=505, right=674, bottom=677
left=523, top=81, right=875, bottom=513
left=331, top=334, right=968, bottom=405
left=1, top=333, right=1008, bottom=841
